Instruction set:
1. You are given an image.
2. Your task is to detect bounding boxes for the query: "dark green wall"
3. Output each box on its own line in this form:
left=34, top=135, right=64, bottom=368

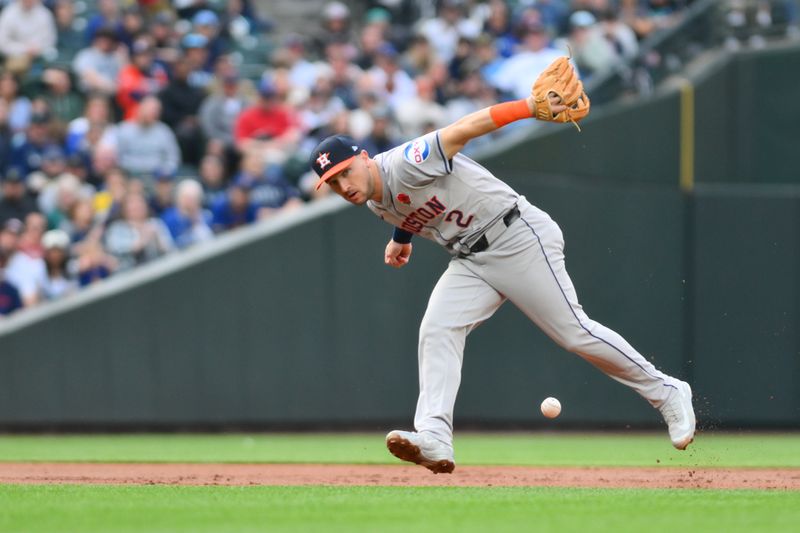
left=695, top=47, right=800, bottom=184
left=691, top=187, right=800, bottom=425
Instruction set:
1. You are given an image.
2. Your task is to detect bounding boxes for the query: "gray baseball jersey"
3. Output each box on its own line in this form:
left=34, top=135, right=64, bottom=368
left=364, top=129, right=687, bottom=452
left=367, top=131, right=518, bottom=254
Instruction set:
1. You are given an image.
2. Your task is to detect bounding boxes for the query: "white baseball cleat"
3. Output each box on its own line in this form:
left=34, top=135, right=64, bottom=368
left=659, top=380, right=696, bottom=450
left=385, top=430, right=455, bottom=474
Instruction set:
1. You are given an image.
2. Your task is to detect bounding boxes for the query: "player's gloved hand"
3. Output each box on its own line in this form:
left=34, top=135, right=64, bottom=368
left=385, top=240, right=412, bottom=268
left=529, top=56, right=590, bottom=127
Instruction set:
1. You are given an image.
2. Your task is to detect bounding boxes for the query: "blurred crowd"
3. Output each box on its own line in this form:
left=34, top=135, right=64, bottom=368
left=0, top=0, right=701, bottom=316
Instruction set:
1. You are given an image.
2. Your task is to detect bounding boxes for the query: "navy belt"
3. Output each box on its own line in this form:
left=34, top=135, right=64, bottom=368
left=466, top=206, right=520, bottom=255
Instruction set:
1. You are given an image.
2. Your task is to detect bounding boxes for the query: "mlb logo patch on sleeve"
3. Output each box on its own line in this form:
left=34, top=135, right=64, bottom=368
left=403, top=139, right=430, bottom=164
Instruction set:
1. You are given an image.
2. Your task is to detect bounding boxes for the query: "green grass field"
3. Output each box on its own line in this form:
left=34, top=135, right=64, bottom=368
left=1, top=432, right=798, bottom=533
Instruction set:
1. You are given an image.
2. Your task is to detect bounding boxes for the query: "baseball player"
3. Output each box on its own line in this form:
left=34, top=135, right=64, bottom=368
left=309, top=58, right=695, bottom=474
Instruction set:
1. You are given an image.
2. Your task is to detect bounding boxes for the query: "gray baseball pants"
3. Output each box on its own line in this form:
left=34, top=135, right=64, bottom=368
left=414, top=197, right=678, bottom=446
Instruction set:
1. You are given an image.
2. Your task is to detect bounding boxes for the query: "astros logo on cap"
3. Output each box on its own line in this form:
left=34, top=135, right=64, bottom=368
left=310, top=135, right=362, bottom=190
left=316, top=152, right=332, bottom=170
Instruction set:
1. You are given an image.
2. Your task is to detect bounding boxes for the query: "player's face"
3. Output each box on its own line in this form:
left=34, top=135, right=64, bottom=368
left=326, top=153, right=375, bottom=205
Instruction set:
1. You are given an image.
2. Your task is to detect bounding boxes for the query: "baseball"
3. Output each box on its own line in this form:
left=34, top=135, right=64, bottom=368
left=540, top=397, right=561, bottom=418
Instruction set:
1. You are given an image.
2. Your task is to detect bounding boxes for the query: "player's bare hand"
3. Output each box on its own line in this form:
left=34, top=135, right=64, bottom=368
left=526, top=93, right=567, bottom=116
left=547, top=92, right=567, bottom=114
left=385, top=240, right=412, bottom=268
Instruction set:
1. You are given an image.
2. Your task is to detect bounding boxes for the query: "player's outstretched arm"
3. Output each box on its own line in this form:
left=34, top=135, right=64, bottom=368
left=438, top=94, right=565, bottom=159
left=439, top=56, right=590, bottom=159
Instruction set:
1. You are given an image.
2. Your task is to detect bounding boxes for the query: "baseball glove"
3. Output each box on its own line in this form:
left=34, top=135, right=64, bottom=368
left=531, top=56, right=591, bottom=128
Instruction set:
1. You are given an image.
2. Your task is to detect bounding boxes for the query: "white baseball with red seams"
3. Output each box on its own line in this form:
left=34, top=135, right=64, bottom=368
left=541, top=397, right=562, bottom=419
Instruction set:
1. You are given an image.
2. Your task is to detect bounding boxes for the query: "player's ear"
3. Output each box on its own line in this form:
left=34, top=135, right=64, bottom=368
left=360, top=150, right=370, bottom=159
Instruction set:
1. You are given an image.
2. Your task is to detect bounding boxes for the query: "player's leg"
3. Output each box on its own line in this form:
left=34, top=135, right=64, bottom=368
left=414, top=259, right=505, bottom=445
left=483, top=201, right=682, bottom=410
left=386, top=260, right=504, bottom=472
left=480, top=200, right=694, bottom=448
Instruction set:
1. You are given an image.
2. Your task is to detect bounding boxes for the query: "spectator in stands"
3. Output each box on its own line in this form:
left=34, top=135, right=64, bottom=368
left=277, top=33, right=322, bottom=93
left=148, top=171, right=175, bottom=217
left=17, top=210, right=45, bottom=258
left=85, top=0, right=122, bottom=44
left=76, top=239, right=116, bottom=286
left=0, top=219, right=24, bottom=304
left=119, top=5, right=146, bottom=52
left=397, top=75, right=447, bottom=138
left=620, top=0, right=682, bottom=39
left=0, top=266, right=22, bottom=316
left=160, top=179, right=213, bottom=249
left=41, top=173, right=94, bottom=232
left=299, top=75, right=347, bottom=135
left=401, top=34, right=436, bottom=77
left=62, top=198, right=96, bottom=245
left=9, top=110, right=59, bottom=178
left=149, top=12, right=179, bottom=63
left=64, top=152, right=90, bottom=186
left=40, top=228, right=76, bottom=301
left=104, top=191, right=173, bottom=271
left=557, top=11, right=620, bottom=80
left=490, top=19, right=564, bottom=100
left=415, top=0, right=481, bottom=63
left=532, top=0, right=571, bottom=36
left=445, top=67, right=496, bottom=125
left=35, top=67, right=84, bottom=125
left=220, top=0, right=269, bottom=39
left=0, top=99, right=9, bottom=174
left=233, top=152, right=303, bottom=219
left=199, top=72, right=252, bottom=158
left=355, top=26, right=384, bottom=70
left=0, top=170, right=37, bottom=225
left=600, top=8, right=640, bottom=62
left=54, top=0, right=84, bottom=54
left=114, top=96, right=181, bottom=179
left=368, top=43, right=417, bottom=112
left=66, top=95, right=116, bottom=160
left=326, top=44, right=361, bottom=110
left=28, top=144, right=68, bottom=197
left=1, top=216, right=46, bottom=307
left=181, top=33, right=214, bottom=90
left=312, top=1, right=356, bottom=58
left=357, top=104, right=398, bottom=155
left=342, top=88, right=378, bottom=142
left=91, top=165, right=126, bottom=223
left=87, top=136, right=117, bottom=186
left=0, top=0, right=57, bottom=75
left=482, top=0, right=516, bottom=58
left=234, top=77, right=301, bottom=163
left=197, top=154, right=228, bottom=209
left=117, top=36, right=169, bottom=121
left=0, top=70, right=31, bottom=133
left=0, top=218, right=21, bottom=265
left=211, top=181, right=257, bottom=233
left=72, top=26, right=126, bottom=97
left=448, top=35, right=477, bottom=82
left=191, top=9, right=226, bottom=70
left=363, top=6, right=408, bottom=52
left=159, top=54, right=206, bottom=166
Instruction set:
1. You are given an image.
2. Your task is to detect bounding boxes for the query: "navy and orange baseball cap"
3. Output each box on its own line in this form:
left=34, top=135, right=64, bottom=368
left=310, top=135, right=361, bottom=190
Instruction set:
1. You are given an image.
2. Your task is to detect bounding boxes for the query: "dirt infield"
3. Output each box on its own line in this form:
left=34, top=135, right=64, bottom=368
left=1, top=463, right=799, bottom=489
